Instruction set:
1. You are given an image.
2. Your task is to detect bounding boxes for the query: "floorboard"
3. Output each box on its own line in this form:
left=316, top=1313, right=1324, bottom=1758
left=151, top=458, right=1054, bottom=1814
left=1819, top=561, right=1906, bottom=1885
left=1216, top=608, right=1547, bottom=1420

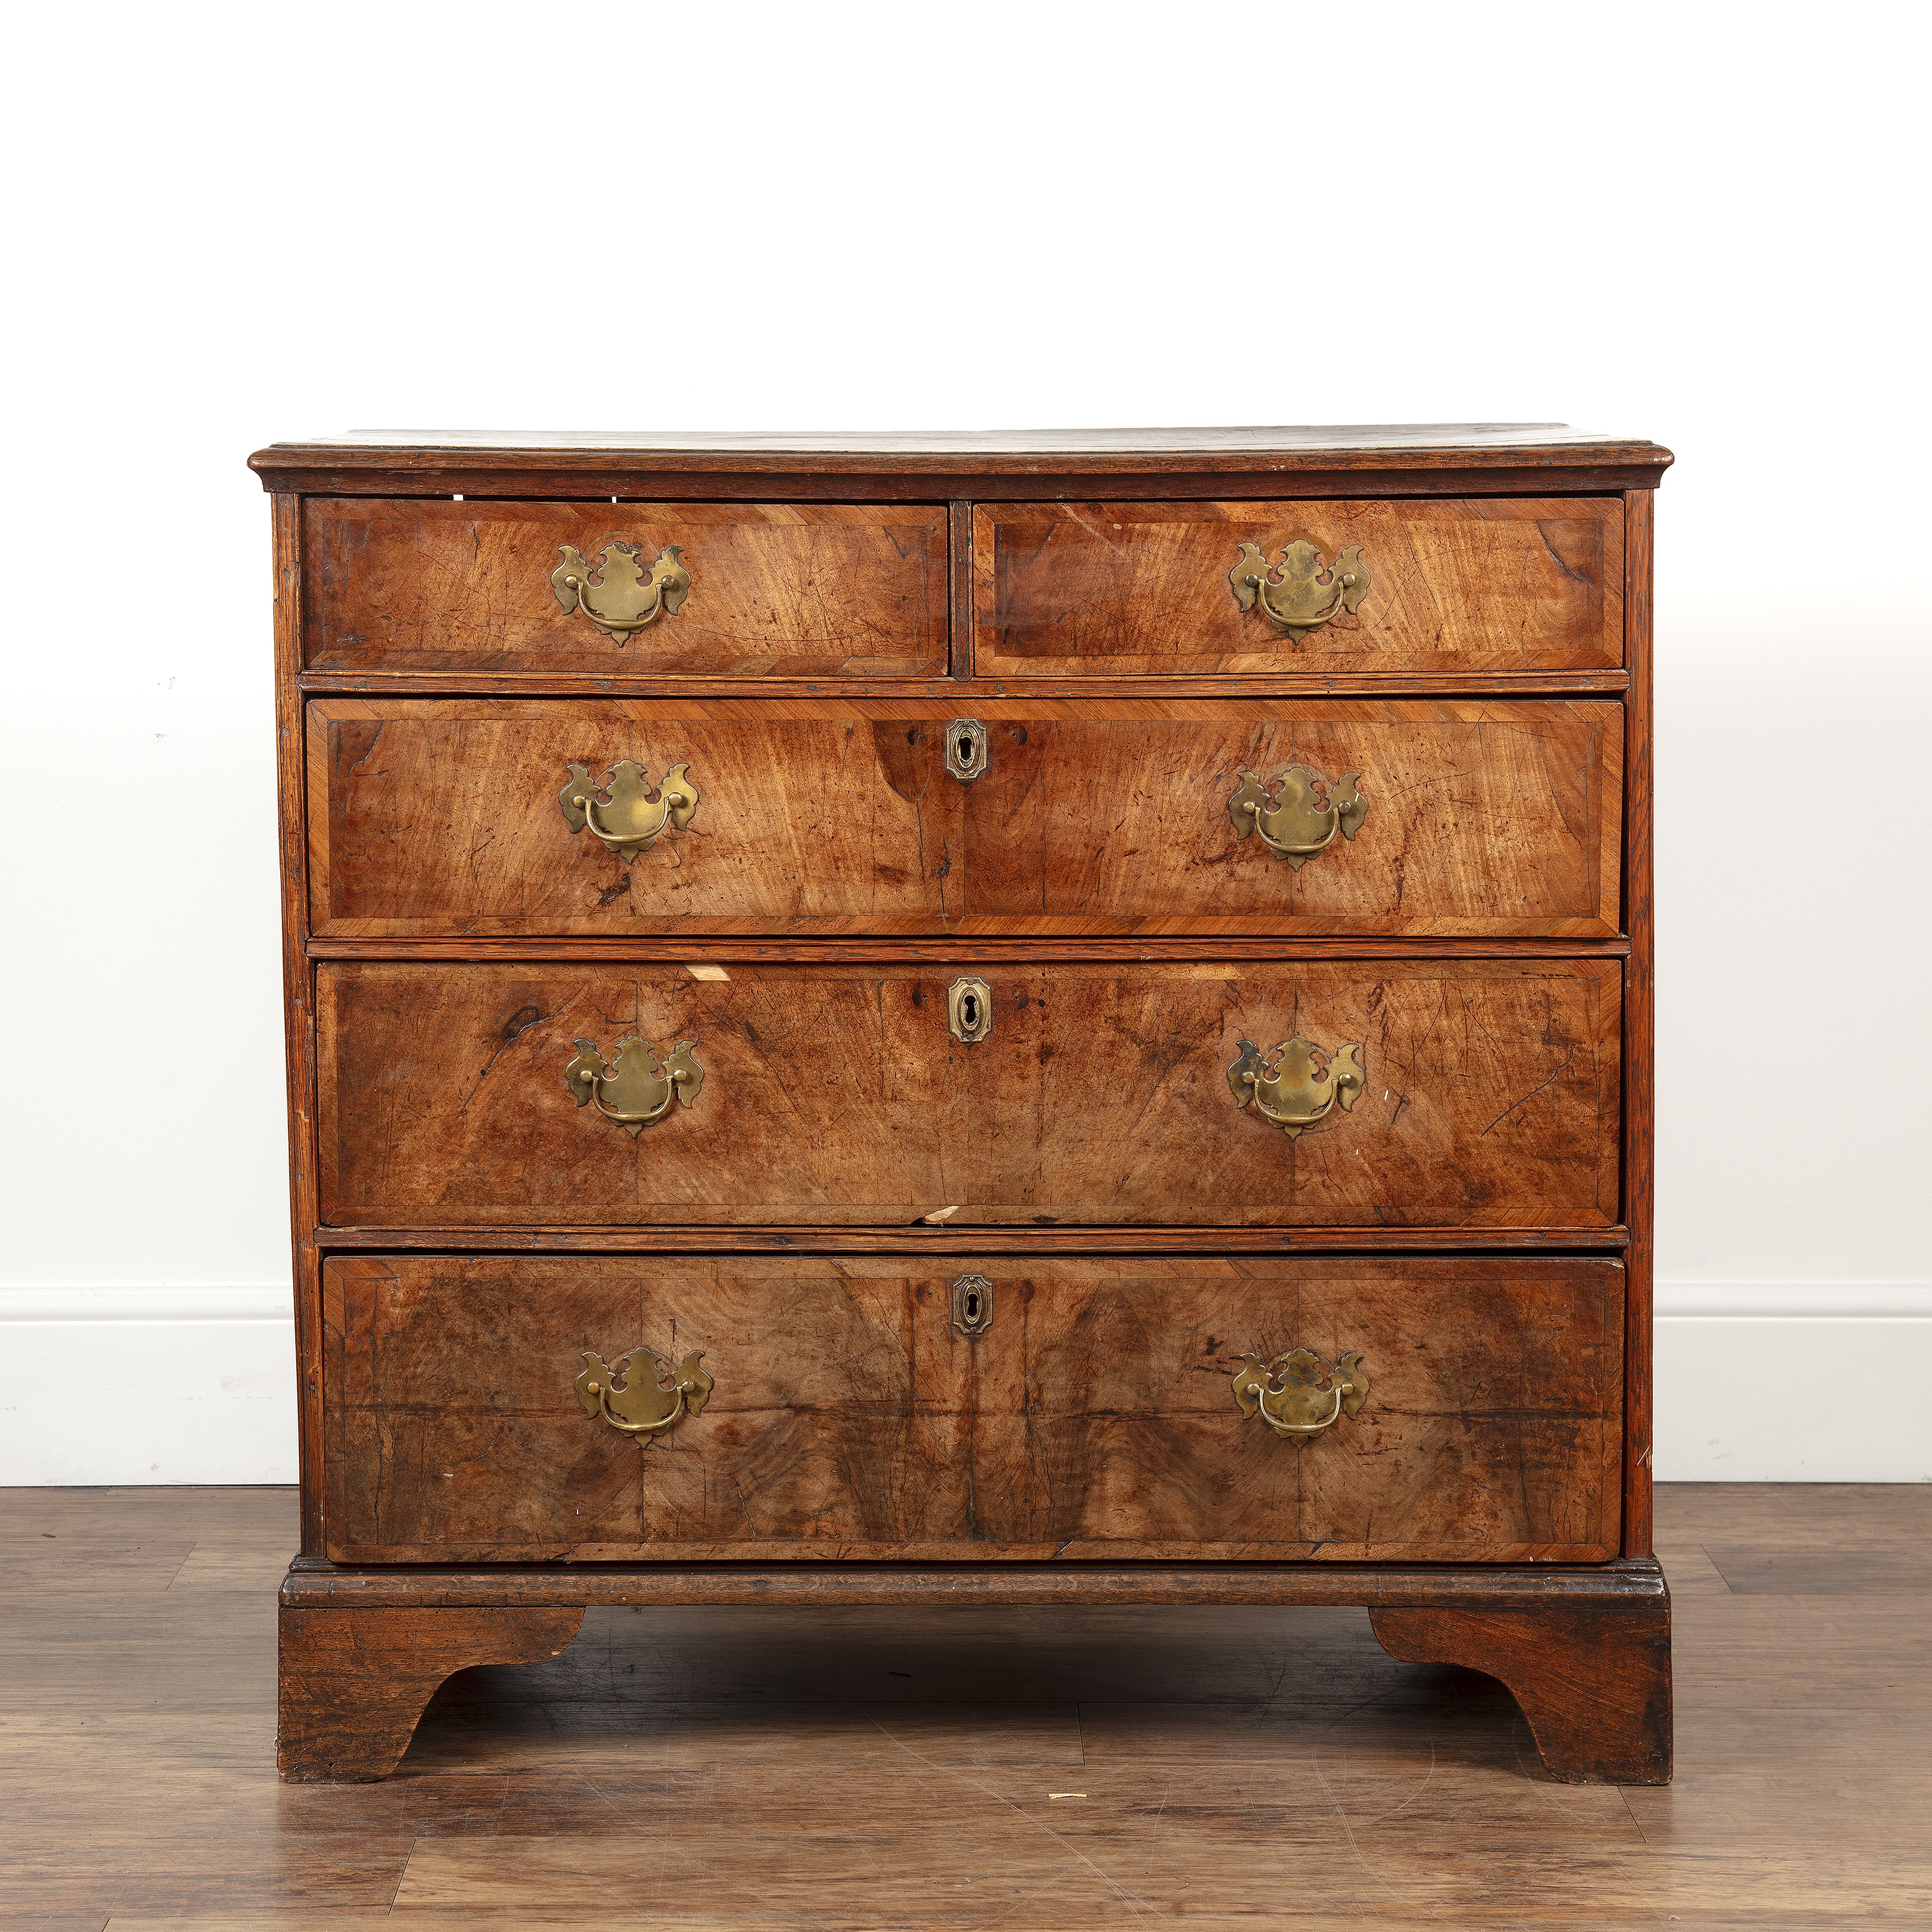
left=1, top=1482, right=1928, bottom=1928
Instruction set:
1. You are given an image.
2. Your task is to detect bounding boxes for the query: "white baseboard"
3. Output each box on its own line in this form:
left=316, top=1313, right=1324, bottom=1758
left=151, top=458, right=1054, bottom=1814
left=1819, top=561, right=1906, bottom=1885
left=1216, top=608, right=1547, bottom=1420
left=0, top=1289, right=296, bottom=1485
left=3, top=1286, right=1928, bottom=1486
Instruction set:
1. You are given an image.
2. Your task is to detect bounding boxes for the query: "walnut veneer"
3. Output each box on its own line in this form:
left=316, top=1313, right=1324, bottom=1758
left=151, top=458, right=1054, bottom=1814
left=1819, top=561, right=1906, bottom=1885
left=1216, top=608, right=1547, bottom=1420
left=254, top=425, right=1671, bottom=1784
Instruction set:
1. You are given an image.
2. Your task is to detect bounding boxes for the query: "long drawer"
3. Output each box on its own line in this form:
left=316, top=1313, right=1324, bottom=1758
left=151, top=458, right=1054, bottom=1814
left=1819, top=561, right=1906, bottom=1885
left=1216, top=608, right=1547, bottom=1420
left=302, top=499, right=950, bottom=676
left=320, top=1254, right=1625, bottom=1564
left=974, top=498, right=1625, bottom=677
left=306, top=697, right=1622, bottom=938
left=315, top=959, right=1621, bottom=1229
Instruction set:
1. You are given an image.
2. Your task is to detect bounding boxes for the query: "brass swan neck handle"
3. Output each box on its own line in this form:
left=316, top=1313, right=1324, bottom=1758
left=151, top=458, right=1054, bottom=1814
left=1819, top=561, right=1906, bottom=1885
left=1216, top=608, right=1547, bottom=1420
left=576, top=1346, right=714, bottom=1441
left=1229, top=540, right=1371, bottom=639
left=1227, top=1036, right=1365, bottom=1138
left=1232, top=1350, right=1369, bottom=1440
left=559, top=761, right=699, bottom=863
left=564, top=1036, right=705, bottom=1136
left=551, top=541, right=691, bottom=639
left=1227, top=765, right=1368, bottom=870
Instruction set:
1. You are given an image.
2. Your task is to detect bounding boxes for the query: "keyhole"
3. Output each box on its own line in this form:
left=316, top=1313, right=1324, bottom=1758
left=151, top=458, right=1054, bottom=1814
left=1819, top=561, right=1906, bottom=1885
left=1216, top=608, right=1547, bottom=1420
left=963, top=1290, right=981, bottom=1323
left=957, top=733, right=976, bottom=769
left=962, top=993, right=979, bottom=1030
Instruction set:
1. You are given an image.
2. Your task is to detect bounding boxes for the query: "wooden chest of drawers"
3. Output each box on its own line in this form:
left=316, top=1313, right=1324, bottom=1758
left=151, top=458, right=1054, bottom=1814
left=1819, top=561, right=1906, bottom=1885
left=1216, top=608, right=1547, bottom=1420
left=255, top=426, right=1671, bottom=1784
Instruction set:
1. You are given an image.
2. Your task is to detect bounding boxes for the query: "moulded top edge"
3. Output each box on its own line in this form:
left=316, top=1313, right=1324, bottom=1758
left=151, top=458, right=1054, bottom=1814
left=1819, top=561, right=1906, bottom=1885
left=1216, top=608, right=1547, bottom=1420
left=249, top=423, right=1674, bottom=473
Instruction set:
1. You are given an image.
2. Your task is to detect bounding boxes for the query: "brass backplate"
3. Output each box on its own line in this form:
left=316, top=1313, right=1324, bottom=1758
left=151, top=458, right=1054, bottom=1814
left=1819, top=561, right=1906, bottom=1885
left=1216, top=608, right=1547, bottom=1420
left=575, top=1346, right=714, bottom=1445
left=946, top=718, right=989, bottom=783
left=947, top=977, right=993, bottom=1044
left=559, top=760, right=699, bottom=863
left=1227, top=1035, right=1365, bottom=1138
left=1229, top=540, right=1370, bottom=638
left=951, top=1273, right=994, bottom=1337
left=550, top=541, right=691, bottom=642
left=564, top=1036, right=705, bottom=1136
left=1231, top=1348, right=1369, bottom=1442
left=1227, top=763, right=1368, bottom=870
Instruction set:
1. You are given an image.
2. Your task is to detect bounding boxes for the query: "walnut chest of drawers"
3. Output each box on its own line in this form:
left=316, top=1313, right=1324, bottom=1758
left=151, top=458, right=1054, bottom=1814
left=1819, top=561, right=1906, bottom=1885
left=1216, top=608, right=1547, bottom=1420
left=253, top=426, right=1672, bottom=1784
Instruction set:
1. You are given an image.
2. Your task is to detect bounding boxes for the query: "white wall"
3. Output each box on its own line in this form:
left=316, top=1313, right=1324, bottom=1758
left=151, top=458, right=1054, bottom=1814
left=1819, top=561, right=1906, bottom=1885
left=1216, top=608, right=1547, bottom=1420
left=2, top=1, right=1927, bottom=1484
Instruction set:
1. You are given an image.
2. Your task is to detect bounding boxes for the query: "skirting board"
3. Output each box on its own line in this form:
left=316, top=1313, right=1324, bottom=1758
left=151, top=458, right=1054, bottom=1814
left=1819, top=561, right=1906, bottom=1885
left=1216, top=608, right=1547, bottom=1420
left=2, top=1286, right=1928, bottom=1485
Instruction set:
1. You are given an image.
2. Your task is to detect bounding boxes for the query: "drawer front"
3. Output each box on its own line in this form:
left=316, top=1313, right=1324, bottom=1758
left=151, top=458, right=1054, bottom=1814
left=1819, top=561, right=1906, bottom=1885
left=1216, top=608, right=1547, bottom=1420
left=974, top=498, right=1624, bottom=677
left=316, top=960, right=1619, bottom=1229
left=308, top=697, right=1621, bottom=938
left=320, top=1254, right=1623, bottom=1563
left=302, top=499, right=949, bottom=676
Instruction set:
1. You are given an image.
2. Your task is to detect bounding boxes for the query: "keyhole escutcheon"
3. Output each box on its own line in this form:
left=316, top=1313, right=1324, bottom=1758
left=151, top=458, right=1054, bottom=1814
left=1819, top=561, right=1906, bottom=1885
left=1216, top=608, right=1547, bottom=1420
left=945, top=718, right=989, bottom=784
left=947, top=976, right=994, bottom=1044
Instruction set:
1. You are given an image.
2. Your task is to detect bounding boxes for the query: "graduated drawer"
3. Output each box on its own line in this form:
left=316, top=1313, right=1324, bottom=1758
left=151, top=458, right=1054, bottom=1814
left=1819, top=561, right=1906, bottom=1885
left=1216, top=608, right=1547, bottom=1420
left=315, top=959, right=1620, bottom=1230
left=301, top=499, right=949, bottom=676
left=306, top=697, right=1622, bottom=938
left=320, top=1253, right=1624, bottom=1563
left=974, top=498, right=1624, bottom=677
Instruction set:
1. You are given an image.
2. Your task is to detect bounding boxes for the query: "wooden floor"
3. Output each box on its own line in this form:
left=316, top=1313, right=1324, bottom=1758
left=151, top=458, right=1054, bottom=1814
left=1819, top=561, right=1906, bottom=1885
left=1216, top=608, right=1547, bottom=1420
left=2, top=1487, right=1929, bottom=1929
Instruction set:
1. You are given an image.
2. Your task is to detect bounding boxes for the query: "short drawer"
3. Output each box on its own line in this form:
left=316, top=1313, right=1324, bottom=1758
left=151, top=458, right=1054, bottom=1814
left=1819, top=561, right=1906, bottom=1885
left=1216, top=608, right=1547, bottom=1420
left=307, top=696, right=1621, bottom=938
left=974, top=498, right=1624, bottom=677
left=320, top=1253, right=1624, bottom=1563
left=302, top=499, right=949, bottom=676
left=315, top=959, right=1620, bottom=1230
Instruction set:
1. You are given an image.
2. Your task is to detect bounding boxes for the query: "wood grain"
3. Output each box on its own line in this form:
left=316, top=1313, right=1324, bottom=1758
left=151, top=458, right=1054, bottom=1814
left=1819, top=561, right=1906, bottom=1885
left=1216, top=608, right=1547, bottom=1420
left=1622, top=488, right=1656, bottom=1557
left=1371, top=1600, right=1671, bottom=1783
left=319, top=1255, right=1622, bottom=1564
left=272, top=494, right=326, bottom=1558
left=302, top=499, right=949, bottom=677
left=277, top=1604, right=583, bottom=1781
left=305, top=696, right=1622, bottom=939
left=975, top=498, right=1624, bottom=677
left=313, top=958, right=1621, bottom=1229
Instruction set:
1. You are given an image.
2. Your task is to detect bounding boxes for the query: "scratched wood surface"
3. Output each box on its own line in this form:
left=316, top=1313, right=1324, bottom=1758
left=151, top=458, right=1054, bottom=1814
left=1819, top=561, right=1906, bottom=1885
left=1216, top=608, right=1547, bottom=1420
left=313, top=959, right=1621, bottom=1229
left=302, top=499, right=949, bottom=677
left=4, top=1483, right=1925, bottom=1928
left=306, top=697, right=1621, bottom=938
left=319, top=1254, right=1623, bottom=1565
left=974, top=498, right=1625, bottom=677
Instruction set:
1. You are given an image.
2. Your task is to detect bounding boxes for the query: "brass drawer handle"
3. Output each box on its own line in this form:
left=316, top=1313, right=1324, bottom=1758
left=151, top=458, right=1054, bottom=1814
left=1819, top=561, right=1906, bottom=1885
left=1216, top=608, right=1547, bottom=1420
left=1229, top=540, right=1370, bottom=639
left=1233, top=1349, right=1369, bottom=1439
left=559, top=760, right=699, bottom=861
left=1227, top=1035, right=1364, bottom=1137
left=576, top=1346, right=713, bottom=1441
left=551, top=541, right=690, bottom=639
left=1227, top=763, right=1367, bottom=870
left=564, top=1036, right=703, bottom=1136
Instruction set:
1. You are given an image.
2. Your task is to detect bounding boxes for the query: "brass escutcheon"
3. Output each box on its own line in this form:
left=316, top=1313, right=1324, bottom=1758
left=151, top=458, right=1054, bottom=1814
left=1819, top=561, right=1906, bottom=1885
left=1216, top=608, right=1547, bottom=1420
left=951, top=1273, right=994, bottom=1337
left=564, top=1036, right=704, bottom=1136
left=946, top=719, right=989, bottom=783
left=559, top=760, right=699, bottom=863
left=1227, top=1036, right=1365, bottom=1138
left=1227, top=763, right=1368, bottom=870
left=1229, top=540, right=1370, bottom=639
left=575, top=1346, right=714, bottom=1444
left=948, top=977, right=993, bottom=1044
left=1232, top=1349, right=1369, bottom=1442
left=551, top=540, right=691, bottom=641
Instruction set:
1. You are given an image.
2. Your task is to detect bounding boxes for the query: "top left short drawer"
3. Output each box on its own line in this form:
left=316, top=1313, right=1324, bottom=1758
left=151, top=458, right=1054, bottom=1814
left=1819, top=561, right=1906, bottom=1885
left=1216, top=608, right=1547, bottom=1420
left=300, top=499, right=950, bottom=678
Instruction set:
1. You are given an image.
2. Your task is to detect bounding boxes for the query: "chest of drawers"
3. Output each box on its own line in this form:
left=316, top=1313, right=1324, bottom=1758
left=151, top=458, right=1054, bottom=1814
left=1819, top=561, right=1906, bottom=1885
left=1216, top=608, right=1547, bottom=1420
left=255, top=426, right=1671, bottom=1784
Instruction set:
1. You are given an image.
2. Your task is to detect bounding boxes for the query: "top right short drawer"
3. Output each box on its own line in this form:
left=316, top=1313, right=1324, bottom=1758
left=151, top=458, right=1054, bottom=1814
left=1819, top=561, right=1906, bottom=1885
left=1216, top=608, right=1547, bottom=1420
left=974, top=498, right=1623, bottom=678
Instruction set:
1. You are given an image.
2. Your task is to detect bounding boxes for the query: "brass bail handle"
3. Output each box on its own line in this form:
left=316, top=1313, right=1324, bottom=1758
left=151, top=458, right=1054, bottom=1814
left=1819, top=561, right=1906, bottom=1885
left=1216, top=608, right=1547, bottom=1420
left=564, top=1036, right=706, bottom=1137
left=576, top=1346, right=714, bottom=1442
left=559, top=761, right=700, bottom=863
left=1227, top=763, right=1368, bottom=870
left=1227, top=1036, right=1365, bottom=1138
left=551, top=541, right=691, bottom=640
left=1229, top=540, right=1371, bottom=638
left=1232, top=1349, right=1370, bottom=1440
